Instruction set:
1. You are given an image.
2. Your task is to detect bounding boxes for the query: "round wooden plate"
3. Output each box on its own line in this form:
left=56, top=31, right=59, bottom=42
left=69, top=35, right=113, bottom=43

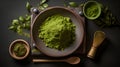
left=31, top=6, right=84, bottom=57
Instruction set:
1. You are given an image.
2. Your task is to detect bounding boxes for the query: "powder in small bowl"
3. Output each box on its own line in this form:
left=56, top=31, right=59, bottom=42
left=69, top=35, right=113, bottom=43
left=13, top=43, right=27, bottom=57
left=9, top=39, right=30, bottom=60
left=83, top=1, right=101, bottom=20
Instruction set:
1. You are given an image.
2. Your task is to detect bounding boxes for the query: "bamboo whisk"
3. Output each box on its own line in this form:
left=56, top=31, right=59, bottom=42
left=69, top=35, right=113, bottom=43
left=87, top=31, right=105, bottom=58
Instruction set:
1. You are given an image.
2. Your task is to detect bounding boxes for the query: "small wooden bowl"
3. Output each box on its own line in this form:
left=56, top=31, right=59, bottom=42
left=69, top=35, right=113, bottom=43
left=9, top=39, right=30, bottom=60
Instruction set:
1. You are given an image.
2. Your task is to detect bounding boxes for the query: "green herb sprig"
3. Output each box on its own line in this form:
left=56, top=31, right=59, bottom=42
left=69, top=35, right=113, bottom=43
left=38, top=0, right=48, bottom=10
left=9, top=2, right=32, bottom=37
left=9, top=0, right=49, bottom=37
left=63, top=0, right=78, bottom=7
left=9, top=14, right=31, bottom=37
left=26, top=2, right=32, bottom=13
left=69, top=2, right=78, bottom=7
left=93, top=4, right=119, bottom=27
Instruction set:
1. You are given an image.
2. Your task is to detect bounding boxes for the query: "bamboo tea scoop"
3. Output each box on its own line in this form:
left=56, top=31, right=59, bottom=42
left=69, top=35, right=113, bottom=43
left=87, top=31, right=105, bottom=58
left=33, top=57, right=80, bottom=64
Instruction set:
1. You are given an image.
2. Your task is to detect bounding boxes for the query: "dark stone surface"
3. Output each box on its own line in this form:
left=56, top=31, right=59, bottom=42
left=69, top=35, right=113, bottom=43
left=0, top=0, right=120, bottom=67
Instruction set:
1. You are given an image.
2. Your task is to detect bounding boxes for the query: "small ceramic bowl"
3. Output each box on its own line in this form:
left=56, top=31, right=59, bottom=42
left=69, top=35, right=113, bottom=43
left=9, top=39, right=30, bottom=60
left=83, top=1, right=101, bottom=20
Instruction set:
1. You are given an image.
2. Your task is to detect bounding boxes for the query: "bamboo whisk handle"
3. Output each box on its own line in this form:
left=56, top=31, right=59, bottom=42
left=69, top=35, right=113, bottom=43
left=87, top=46, right=97, bottom=58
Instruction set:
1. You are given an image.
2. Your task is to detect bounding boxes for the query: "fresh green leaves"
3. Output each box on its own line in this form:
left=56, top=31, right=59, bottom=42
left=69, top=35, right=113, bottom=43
left=38, top=0, right=48, bottom=10
left=26, top=2, right=32, bottom=12
left=69, top=2, right=78, bottom=7
left=62, top=0, right=78, bottom=7
left=8, top=1, right=49, bottom=37
left=40, top=0, right=47, bottom=4
left=9, top=15, right=31, bottom=37
left=12, top=19, right=19, bottom=25
left=19, top=16, right=25, bottom=22
left=9, top=2, right=33, bottom=37
left=42, top=3, right=48, bottom=8
left=93, top=4, right=118, bottom=27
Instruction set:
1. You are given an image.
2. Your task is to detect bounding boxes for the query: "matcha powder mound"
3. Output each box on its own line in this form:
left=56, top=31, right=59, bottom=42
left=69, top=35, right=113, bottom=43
left=38, top=14, right=76, bottom=50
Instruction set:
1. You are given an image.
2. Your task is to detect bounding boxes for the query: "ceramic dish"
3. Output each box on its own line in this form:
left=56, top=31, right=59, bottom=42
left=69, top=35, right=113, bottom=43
left=83, top=1, right=101, bottom=20
left=31, top=6, right=84, bottom=57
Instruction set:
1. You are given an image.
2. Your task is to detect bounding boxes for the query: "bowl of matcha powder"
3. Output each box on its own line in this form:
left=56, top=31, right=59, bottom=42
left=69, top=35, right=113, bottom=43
left=83, top=1, right=101, bottom=20
left=9, top=39, right=30, bottom=60
left=31, top=6, right=84, bottom=57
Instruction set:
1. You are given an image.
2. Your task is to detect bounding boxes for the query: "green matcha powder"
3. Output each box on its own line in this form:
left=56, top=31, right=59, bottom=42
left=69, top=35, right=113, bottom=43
left=85, top=5, right=99, bottom=17
left=13, top=43, right=27, bottom=57
left=38, top=14, right=76, bottom=50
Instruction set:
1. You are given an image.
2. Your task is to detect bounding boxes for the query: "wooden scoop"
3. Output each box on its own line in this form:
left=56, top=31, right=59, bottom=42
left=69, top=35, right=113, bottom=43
left=87, top=31, right=105, bottom=58
left=33, top=57, right=80, bottom=64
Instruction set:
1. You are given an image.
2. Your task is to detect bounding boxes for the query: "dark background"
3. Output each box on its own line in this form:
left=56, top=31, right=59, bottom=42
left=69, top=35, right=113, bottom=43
left=0, top=0, right=120, bottom=67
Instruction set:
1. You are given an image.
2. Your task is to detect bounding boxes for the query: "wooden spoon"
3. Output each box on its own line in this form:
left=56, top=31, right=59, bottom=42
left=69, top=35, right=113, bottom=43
left=33, top=57, right=80, bottom=64
left=87, top=31, right=105, bottom=58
